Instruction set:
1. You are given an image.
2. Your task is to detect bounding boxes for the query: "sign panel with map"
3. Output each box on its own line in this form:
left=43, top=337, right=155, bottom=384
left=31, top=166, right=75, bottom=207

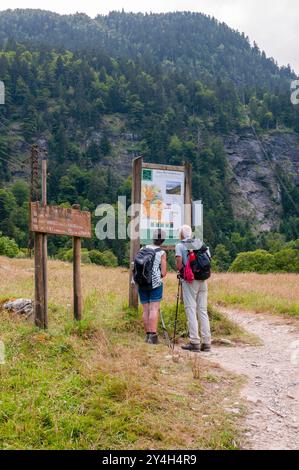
left=140, top=166, right=185, bottom=246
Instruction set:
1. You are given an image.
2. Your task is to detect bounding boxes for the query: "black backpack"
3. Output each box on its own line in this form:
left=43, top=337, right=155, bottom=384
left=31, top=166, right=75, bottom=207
left=133, top=247, right=161, bottom=290
left=188, top=243, right=212, bottom=281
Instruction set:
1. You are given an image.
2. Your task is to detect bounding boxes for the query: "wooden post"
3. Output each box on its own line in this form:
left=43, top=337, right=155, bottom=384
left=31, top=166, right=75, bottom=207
left=33, top=145, right=48, bottom=330
left=42, top=155, right=47, bottom=207
left=182, top=162, right=192, bottom=305
left=34, top=232, right=45, bottom=328
left=72, top=204, right=82, bottom=321
left=41, top=155, right=48, bottom=329
left=73, top=237, right=82, bottom=321
left=184, top=162, right=192, bottom=226
left=129, top=156, right=142, bottom=309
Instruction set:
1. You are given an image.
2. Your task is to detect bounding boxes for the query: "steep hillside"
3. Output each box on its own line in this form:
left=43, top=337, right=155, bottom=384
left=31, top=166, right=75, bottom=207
left=0, top=10, right=298, bottom=263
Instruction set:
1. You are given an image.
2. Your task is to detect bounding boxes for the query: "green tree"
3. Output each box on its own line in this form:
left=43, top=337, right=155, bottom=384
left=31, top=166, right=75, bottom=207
left=100, top=134, right=111, bottom=156
left=11, top=181, right=29, bottom=205
left=213, top=244, right=231, bottom=272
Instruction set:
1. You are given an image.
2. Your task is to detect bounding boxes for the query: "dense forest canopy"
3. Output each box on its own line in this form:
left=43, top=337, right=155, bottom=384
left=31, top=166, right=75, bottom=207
left=0, top=9, right=298, bottom=270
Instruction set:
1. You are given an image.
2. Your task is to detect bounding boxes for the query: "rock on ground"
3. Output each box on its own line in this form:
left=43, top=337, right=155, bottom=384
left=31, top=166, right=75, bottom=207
left=3, top=299, right=33, bottom=318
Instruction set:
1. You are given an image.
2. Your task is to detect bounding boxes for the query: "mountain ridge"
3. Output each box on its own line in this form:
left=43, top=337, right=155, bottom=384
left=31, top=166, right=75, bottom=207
left=0, top=9, right=297, bottom=86
left=0, top=9, right=298, bottom=263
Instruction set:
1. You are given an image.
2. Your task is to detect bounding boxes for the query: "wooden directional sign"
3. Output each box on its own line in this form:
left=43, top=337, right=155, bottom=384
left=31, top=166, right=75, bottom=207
left=30, top=202, right=91, bottom=238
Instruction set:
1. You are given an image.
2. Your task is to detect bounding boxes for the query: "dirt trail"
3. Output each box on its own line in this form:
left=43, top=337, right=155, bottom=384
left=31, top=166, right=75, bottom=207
left=207, top=309, right=299, bottom=450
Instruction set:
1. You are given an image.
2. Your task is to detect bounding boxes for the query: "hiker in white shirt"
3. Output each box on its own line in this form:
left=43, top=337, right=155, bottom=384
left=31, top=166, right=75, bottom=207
left=175, top=225, right=211, bottom=352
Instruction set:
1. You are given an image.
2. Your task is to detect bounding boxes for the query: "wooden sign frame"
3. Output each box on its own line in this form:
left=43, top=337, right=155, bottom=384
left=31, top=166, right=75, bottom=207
left=30, top=203, right=92, bottom=329
left=129, top=157, right=192, bottom=309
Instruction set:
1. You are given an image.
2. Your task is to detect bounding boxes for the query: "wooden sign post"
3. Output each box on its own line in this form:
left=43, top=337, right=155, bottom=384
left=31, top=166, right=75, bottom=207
left=128, top=157, right=192, bottom=309
left=73, top=236, right=82, bottom=321
left=129, top=157, right=142, bottom=309
left=30, top=202, right=91, bottom=328
left=34, top=231, right=46, bottom=329
left=72, top=204, right=83, bottom=321
left=41, top=154, right=48, bottom=329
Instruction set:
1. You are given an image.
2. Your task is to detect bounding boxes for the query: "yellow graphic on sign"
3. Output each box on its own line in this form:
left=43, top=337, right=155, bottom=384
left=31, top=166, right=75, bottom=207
left=142, top=184, right=165, bottom=222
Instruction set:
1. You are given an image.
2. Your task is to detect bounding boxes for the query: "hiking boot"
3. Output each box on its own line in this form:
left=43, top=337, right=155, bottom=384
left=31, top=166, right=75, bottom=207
left=181, top=343, right=200, bottom=353
left=145, top=333, right=150, bottom=343
left=148, top=333, right=159, bottom=345
left=200, top=343, right=211, bottom=352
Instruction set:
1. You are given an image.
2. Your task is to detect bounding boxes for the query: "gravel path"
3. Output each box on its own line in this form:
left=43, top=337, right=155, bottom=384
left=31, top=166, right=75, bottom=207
left=207, top=309, right=299, bottom=450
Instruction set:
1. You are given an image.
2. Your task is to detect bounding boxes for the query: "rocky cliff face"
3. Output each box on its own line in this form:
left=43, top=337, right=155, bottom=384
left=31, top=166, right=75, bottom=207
left=9, top=116, right=299, bottom=234
left=111, top=125, right=299, bottom=233
left=224, top=129, right=299, bottom=232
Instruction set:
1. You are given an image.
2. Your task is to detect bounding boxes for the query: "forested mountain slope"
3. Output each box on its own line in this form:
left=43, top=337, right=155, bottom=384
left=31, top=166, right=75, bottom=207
left=0, top=10, right=298, bottom=265
left=0, top=10, right=296, bottom=90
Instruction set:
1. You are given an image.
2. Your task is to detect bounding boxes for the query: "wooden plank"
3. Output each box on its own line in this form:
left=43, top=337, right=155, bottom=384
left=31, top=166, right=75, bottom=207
left=184, top=162, right=192, bottom=226
left=142, top=162, right=185, bottom=172
left=34, top=232, right=45, bottom=328
left=129, top=156, right=142, bottom=309
left=73, top=236, right=82, bottom=321
left=30, top=202, right=91, bottom=238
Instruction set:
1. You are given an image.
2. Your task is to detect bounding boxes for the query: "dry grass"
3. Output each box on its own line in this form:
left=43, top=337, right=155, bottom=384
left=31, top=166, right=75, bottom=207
left=0, top=256, right=128, bottom=314
left=0, top=257, right=242, bottom=450
left=208, top=273, right=299, bottom=318
left=2, top=259, right=297, bottom=319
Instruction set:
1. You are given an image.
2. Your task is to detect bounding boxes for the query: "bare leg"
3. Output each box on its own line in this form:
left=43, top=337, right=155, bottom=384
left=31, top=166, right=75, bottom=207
left=148, top=301, right=160, bottom=333
left=142, top=303, right=150, bottom=332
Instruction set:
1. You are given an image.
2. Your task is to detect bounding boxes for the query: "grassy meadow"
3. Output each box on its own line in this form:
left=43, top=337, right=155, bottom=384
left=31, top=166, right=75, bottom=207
left=0, top=256, right=298, bottom=450
left=208, top=273, right=299, bottom=318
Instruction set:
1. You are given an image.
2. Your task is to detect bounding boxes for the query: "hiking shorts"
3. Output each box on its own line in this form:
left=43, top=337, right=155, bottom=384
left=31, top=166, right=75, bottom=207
left=139, top=284, right=163, bottom=304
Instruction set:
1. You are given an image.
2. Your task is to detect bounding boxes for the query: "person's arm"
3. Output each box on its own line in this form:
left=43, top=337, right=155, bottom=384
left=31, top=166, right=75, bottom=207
left=175, top=244, right=184, bottom=272
left=161, top=253, right=167, bottom=278
left=176, top=256, right=183, bottom=272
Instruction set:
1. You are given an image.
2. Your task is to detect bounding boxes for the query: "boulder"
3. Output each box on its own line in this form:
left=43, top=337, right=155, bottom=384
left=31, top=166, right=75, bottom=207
left=3, top=299, right=33, bottom=319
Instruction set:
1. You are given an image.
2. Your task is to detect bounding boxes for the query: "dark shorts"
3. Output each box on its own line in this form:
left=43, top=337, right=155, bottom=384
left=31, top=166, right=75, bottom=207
left=139, top=284, right=163, bottom=304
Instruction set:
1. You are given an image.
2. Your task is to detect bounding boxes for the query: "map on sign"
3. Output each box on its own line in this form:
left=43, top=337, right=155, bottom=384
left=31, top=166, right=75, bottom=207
left=30, top=203, right=92, bottom=238
left=140, top=167, right=185, bottom=246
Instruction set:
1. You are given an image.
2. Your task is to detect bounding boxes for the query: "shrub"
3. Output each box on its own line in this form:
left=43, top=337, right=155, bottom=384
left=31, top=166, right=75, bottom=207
left=229, top=250, right=275, bottom=273
left=230, top=247, right=299, bottom=273
left=88, top=249, right=103, bottom=265
left=0, top=234, right=19, bottom=258
left=81, top=250, right=92, bottom=264
left=16, top=248, right=29, bottom=259
left=57, top=248, right=91, bottom=264
left=285, top=239, right=299, bottom=251
left=89, top=249, right=118, bottom=267
left=273, top=249, right=299, bottom=273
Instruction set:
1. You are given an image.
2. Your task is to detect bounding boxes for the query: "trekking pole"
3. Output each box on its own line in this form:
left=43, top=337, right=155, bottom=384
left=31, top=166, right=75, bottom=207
left=160, top=309, right=171, bottom=347
left=172, top=275, right=181, bottom=350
